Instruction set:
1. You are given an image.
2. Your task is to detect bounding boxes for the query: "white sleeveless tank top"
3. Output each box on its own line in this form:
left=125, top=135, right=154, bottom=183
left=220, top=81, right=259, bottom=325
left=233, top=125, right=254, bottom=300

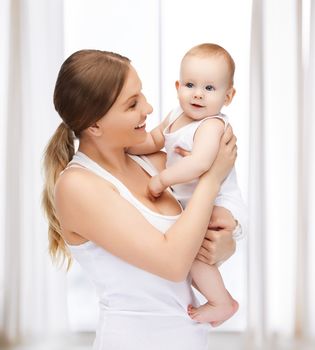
left=163, top=106, right=228, bottom=208
left=65, top=151, right=210, bottom=350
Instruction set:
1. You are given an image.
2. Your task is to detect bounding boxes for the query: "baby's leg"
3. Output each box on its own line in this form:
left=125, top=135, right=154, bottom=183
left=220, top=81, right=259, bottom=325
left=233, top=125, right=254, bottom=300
left=188, top=260, right=238, bottom=326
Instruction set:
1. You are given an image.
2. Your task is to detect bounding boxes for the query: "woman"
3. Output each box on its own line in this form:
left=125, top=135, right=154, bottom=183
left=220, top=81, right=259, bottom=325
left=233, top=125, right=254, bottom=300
left=42, top=50, right=237, bottom=350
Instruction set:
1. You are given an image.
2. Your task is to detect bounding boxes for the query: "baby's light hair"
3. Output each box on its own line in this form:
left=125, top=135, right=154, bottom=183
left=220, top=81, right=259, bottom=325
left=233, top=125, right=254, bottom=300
left=182, top=43, right=235, bottom=86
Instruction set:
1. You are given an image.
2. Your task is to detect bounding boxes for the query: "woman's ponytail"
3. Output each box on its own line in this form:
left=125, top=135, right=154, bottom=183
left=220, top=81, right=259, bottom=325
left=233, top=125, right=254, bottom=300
left=42, top=49, right=131, bottom=268
left=42, top=122, right=75, bottom=269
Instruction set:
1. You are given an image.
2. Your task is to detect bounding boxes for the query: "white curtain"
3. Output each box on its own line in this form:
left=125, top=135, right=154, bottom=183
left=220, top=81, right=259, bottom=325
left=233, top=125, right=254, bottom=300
left=248, top=0, right=315, bottom=347
left=1, top=0, right=315, bottom=348
left=0, top=0, right=68, bottom=345
left=304, top=0, right=315, bottom=339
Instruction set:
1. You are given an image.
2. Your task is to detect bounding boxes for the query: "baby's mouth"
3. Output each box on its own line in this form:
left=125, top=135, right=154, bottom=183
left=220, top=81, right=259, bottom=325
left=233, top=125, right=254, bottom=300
left=191, top=103, right=204, bottom=108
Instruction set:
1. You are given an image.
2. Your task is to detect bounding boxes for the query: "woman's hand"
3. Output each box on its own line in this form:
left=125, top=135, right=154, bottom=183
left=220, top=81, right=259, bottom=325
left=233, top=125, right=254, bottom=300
left=195, top=206, right=237, bottom=265
left=175, top=125, right=237, bottom=186
left=174, top=126, right=237, bottom=265
left=195, top=227, right=236, bottom=266
left=206, top=125, right=237, bottom=184
left=209, top=206, right=237, bottom=231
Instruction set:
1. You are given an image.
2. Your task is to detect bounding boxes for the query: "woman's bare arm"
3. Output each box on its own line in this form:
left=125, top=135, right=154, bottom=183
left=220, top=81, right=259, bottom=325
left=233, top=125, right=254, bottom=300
left=55, top=127, right=236, bottom=282
left=148, top=153, right=238, bottom=266
left=174, top=145, right=239, bottom=266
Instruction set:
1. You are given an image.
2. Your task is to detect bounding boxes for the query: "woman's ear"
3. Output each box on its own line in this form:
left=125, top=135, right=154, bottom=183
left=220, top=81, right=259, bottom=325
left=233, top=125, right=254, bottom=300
left=86, top=122, right=102, bottom=137
left=224, top=87, right=236, bottom=106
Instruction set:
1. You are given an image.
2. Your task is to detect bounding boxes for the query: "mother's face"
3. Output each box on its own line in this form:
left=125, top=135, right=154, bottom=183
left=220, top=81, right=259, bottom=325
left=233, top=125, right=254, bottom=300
left=93, top=65, right=153, bottom=148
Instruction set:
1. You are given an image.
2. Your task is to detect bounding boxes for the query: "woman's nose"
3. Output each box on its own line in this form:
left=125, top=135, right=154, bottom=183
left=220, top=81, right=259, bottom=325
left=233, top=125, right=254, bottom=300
left=145, top=102, right=153, bottom=115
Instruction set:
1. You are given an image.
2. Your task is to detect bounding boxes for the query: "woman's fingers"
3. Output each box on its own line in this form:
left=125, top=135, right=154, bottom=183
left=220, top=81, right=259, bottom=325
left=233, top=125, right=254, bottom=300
left=221, top=124, right=233, bottom=144
left=196, top=239, right=217, bottom=265
left=200, top=237, right=213, bottom=252
left=221, top=126, right=237, bottom=156
left=198, top=228, right=236, bottom=265
left=195, top=247, right=216, bottom=265
left=217, top=126, right=237, bottom=162
left=228, top=135, right=237, bottom=146
left=199, top=244, right=212, bottom=256
left=195, top=254, right=209, bottom=264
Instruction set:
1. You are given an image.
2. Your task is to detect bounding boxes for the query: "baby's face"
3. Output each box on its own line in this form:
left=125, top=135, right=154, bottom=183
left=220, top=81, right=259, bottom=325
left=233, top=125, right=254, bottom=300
left=176, top=55, right=234, bottom=120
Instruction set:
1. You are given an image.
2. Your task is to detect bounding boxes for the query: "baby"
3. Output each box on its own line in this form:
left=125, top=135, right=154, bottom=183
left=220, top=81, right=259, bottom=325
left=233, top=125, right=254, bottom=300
left=128, top=43, right=245, bottom=325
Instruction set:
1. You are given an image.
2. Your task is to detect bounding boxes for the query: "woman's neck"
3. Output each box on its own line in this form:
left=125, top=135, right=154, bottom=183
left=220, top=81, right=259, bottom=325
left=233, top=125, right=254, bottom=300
left=78, top=141, right=131, bottom=174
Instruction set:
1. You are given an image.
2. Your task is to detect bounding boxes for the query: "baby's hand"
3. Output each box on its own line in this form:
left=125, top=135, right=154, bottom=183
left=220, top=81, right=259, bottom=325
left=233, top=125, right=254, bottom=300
left=147, top=175, right=165, bottom=201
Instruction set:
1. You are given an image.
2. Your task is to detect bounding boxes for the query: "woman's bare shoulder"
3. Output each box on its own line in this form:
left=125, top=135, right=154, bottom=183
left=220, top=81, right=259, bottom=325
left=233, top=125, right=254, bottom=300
left=54, top=167, right=117, bottom=225
left=55, top=166, right=117, bottom=197
left=146, top=151, right=166, bottom=172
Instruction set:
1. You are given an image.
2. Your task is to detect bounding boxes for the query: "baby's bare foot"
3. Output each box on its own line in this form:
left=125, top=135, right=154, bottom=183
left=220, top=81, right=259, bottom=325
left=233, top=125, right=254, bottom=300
left=187, top=300, right=239, bottom=326
left=210, top=300, right=239, bottom=327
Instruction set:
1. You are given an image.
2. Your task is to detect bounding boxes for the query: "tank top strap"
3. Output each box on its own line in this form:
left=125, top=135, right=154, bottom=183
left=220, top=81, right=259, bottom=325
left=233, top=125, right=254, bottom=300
left=163, top=107, right=229, bottom=134
left=163, top=106, right=184, bottom=134
left=68, top=152, right=160, bottom=190
left=128, top=154, right=159, bottom=177
left=69, top=151, right=124, bottom=190
left=128, top=154, right=179, bottom=199
left=197, top=113, right=229, bottom=130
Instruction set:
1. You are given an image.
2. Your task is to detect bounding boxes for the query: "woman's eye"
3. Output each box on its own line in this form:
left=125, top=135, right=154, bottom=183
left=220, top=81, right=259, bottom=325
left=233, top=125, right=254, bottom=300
left=185, top=83, right=193, bottom=88
left=129, top=101, right=138, bottom=109
left=205, top=85, right=215, bottom=91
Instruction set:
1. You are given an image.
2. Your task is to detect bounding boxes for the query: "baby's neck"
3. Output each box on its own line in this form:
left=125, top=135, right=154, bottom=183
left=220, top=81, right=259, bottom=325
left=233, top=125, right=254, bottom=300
left=170, top=112, right=216, bottom=133
left=178, top=112, right=195, bottom=126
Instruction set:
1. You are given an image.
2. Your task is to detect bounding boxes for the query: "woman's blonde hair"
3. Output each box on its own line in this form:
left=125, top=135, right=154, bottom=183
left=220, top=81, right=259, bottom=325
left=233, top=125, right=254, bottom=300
left=42, top=50, right=130, bottom=268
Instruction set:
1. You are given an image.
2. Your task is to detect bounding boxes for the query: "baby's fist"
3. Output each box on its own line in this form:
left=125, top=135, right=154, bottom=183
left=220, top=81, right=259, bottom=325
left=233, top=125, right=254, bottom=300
left=147, top=175, right=165, bottom=200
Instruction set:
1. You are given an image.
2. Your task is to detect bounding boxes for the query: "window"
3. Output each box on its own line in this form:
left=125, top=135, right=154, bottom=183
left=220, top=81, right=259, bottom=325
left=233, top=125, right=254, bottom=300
left=64, top=0, right=251, bottom=333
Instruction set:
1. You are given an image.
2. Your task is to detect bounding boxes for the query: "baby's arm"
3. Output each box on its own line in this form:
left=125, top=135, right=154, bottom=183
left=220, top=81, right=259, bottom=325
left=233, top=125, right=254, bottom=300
left=149, top=118, right=225, bottom=198
left=127, top=114, right=170, bottom=155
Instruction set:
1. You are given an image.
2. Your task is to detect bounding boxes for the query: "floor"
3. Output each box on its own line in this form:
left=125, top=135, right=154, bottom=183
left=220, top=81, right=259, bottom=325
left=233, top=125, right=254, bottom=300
left=2, top=332, right=315, bottom=350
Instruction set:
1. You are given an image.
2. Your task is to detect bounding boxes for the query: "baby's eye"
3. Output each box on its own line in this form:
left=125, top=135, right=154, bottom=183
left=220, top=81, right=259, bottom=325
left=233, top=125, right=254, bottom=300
left=185, top=83, right=194, bottom=88
left=205, top=85, right=215, bottom=91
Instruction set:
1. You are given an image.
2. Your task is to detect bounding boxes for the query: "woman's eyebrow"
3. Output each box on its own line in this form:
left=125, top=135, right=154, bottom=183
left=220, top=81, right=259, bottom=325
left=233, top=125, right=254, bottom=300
left=123, top=94, right=139, bottom=105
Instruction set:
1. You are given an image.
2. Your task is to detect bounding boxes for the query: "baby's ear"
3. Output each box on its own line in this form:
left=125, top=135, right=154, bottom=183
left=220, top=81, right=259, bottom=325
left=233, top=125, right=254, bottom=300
left=175, top=81, right=180, bottom=91
left=224, top=87, right=236, bottom=106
